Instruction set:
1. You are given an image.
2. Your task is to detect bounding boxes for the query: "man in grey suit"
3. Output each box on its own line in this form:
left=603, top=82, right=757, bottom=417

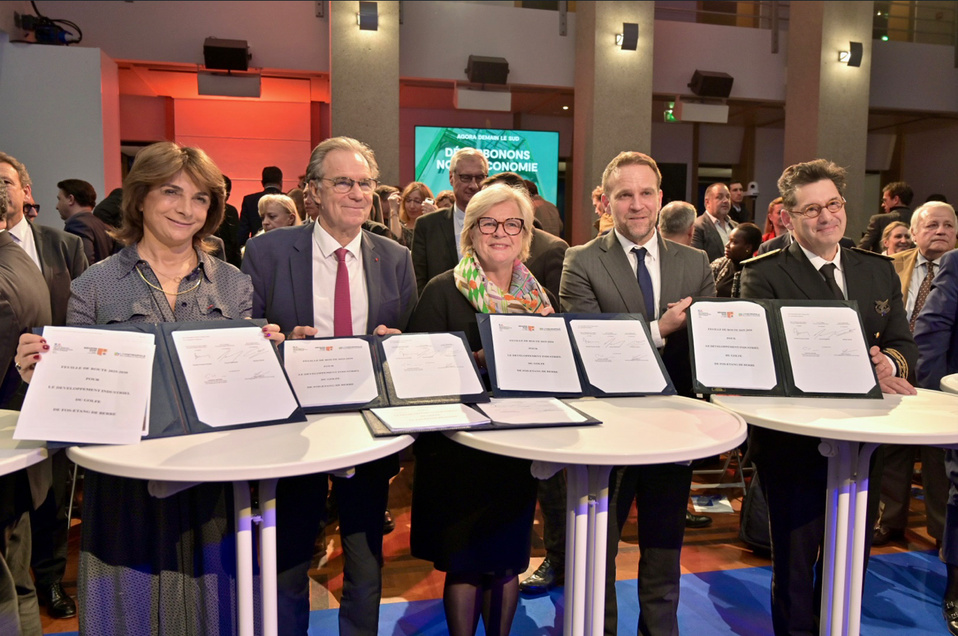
left=692, top=182, right=737, bottom=262
left=560, top=151, right=715, bottom=636
left=243, top=137, right=416, bottom=636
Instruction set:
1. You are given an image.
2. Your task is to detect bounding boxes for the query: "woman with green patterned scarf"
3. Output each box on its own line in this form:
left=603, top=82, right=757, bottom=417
left=408, top=183, right=557, bottom=636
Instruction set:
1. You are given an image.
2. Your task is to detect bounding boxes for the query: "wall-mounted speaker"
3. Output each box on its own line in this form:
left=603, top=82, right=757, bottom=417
left=465, top=55, right=509, bottom=85
left=688, top=70, right=734, bottom=99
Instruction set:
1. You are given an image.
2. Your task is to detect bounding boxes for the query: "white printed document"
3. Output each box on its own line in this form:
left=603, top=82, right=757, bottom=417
left=779, top=305, right=875, bottom=394
left=284, top=338, right=379, bottom=408
left=689, top=301, right=778, bottom=391
left=171, top=326, right=298, bottom=427
left=370, top=403, right=490, bottom=432
left=380, top=333, right=484, bottom=400
left=488, top=314, right=581, bottom=393
left=568, top=319, right=667, bottom=393
left=16, top=327, right=155, bottom=444
left=476, top=397, right=589, bottom=425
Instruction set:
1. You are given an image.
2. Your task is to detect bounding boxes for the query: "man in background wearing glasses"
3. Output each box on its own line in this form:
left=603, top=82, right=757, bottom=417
left=243, top=136, right=416, bottom=636
left=739, top=159, right=917, bottom=636
left=412, top=147, right=488, bottom=294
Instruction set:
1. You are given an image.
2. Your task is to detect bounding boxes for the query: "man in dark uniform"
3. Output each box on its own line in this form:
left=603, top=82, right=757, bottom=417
left=740, top=159, right=917, bottom=636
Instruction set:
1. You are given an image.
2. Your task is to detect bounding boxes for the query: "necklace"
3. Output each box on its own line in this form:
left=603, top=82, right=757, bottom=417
left=136, top=265, right=201, bottom=295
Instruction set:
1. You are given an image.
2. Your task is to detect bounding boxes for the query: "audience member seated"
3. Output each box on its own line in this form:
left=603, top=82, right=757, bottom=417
left=762, top=196, right=786, bottom=243
left=881, top=220, right=913, bottom=256
left=710, top=222, right=762, bottom=297
left=15, top=141, right=282, bottom=635
left=286, top=187, right=307, bottom=224
left=259, top=193, right=301, bottom=233
left=409, top=183, right=554, bottom=636
left=398, top=181, right=435, bottom=247
left=435, top=190, right=455, bottom=210
left=657, top=200, right=697, bottom=246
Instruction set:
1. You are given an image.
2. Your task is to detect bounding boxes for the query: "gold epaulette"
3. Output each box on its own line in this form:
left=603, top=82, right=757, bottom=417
left=884, top=347, right=909, bottom=379
left=850, top=247, right=894, bottom=261
left=740, top=249, right=781, bottom=266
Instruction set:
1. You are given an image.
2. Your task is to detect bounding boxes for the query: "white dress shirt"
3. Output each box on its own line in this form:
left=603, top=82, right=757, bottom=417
left=614, top=229, right=665, bottom=347
left=799, top=244, right=847, bottom=299
left=453, top=205, right=466, bottom=260
left=311, top=223, right=369, bottom=337
left=7, top=216, right=41, bottom=271
left=706, top=212, right=731, bottom=246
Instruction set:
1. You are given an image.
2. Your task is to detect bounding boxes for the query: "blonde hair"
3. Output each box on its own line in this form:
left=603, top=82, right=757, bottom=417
left=258, top=194, right=300, bottom=227
left=460, top=184, right=534, bottom=262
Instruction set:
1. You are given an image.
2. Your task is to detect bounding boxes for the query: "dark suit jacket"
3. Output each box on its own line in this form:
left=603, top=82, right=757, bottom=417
left=858, top=206, right=912, bottom=252
left=914, top=248, right=958, bottom=390
left=30, top=222, right=88, bottom=326
left=524, top=228, right=568, bottom=300
left=238, top=186, right=282, bottom=247
left=533, top=197, right=564, bottom=237
left=691, top=213, right=738, bottom=262
left=559, top=230, right=715, bottom=396
left=729, top=204, right=750, bottom=225
left=412, top=207, right=457, bottom=294
left=740, top=241, right=917, bottom=468
left=64, top=210, right=115, bottom=265
left=215, top=203, right=242, bottom=268
left=242, top=223, right=417, bottom=334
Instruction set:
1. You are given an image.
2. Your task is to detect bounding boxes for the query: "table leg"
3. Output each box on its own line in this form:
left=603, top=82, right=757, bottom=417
left=233, top=482, right=254, bottom=636
left=565, top=464, right=589, bottom=636
left=563, top=464, right=613, bottom=636
left=260, top=478, right=279, bottom=636
left=818, top=440, right=878, bottom=636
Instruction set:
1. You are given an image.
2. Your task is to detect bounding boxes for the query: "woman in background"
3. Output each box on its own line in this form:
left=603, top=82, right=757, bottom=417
left=881, top=220, right=913, bottom=255
left=259, top=193, right=301, bottom=233
left=398, top=181, right=436, bottom=247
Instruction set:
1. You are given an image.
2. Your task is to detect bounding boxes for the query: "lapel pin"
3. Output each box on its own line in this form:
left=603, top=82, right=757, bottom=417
left=874, top=299, right=890, bottom=316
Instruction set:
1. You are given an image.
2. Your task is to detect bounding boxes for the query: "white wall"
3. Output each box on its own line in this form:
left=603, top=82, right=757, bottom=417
left=902, top=126, right=958, bottom=205
left=0, top=35, right=117, bottom=226
left=870, top=40, right=958, bottom=113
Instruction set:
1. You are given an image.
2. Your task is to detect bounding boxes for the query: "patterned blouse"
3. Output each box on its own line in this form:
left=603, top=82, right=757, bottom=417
left=67, top=243, right=253, bottom=325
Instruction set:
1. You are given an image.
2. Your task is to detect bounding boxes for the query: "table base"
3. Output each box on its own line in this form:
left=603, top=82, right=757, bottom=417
left=564, top=464, right=613, bottom=636
left=819, top=440, right=878, bottom=636
left=234, top=479, right=280, bottom=636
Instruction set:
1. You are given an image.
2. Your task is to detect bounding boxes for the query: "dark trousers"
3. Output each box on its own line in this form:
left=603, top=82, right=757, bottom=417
left=757, top=446, right=882, bottom=636
left=944, top=450, right=958, bottom=567
left=275, top=455, right=396, bottom=636
left=0, top=510, right=41, bottom=636
left=604, top=463, right=692, bottom=636
left=28, top=451, right=70, bottom=588
left=538, top=470, right=567, bottom=565
left=878, top=444, right=947, bottom=541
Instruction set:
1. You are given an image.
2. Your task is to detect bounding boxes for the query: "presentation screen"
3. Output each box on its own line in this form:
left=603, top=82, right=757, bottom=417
left=414, top=126, right=560, bottom=204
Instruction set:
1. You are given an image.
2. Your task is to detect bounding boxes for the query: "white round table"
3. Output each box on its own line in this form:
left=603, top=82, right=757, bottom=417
left=451, top=396, right=747, bottom=636
left=942, top=373, right=958, bottom=395
left=0, top=410, right=47, bottom=476
left=712, top=389, right=958, bottom=636
left=68, top=412, right=412, bottom=636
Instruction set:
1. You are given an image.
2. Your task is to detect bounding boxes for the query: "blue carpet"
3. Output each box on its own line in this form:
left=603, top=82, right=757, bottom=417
left=304, top=550, right=947, bottom=635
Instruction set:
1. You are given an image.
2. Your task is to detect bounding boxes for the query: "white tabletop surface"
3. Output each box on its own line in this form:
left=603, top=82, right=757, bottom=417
left=0, top=410, right=48, bottom=477
left=450, top=396, right=747, bottom=465
left=942, top=374, right=958, bottom=395
left=712, top=389, right=958, bottom=445
left=67, top=412, right=413, bottom=482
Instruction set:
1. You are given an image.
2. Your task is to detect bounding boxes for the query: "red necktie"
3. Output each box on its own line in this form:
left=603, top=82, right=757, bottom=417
left=334, top=248, right=352, bottom=336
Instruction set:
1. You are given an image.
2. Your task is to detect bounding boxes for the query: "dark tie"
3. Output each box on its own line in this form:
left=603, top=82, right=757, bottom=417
left=819, top=263, right=845, bottom=300
left=909, top=261, right=936, bottom=333
left=632, top=247, right=655, bottom=319
left=333, top=248, right=353, bottom=336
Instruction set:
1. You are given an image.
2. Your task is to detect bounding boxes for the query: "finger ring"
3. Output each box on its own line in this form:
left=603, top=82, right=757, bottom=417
left=14, top=361, right=22, bottom=372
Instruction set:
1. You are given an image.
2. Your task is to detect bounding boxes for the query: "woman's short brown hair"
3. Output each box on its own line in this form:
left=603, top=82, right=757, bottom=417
left=113, top=142, right=226, bottom=250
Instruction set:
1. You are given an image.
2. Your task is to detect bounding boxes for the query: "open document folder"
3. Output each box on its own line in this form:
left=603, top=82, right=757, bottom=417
left=16, top=321, right=305, bottom=445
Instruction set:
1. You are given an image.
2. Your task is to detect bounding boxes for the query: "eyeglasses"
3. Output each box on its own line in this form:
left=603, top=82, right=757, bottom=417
left=476, top=217, right=524, bottom=235
left=454, top=172, right=488, bottom=185
left=23, top=203, right=40, bottom=214
left=790, top=197, right=845, bottom=219
left=321, top=177, right=378, bottom=194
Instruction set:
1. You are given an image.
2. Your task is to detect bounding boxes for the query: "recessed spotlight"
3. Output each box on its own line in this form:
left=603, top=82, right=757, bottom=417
left=562, top=105, right=569, bottom=111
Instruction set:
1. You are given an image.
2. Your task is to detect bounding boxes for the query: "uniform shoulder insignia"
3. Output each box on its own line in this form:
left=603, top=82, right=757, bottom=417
left=850, top=247, right=893, bottom=260
left=741, top=249, right=781, bottom=266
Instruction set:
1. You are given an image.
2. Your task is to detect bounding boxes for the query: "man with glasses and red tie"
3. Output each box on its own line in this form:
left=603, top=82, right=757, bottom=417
left=739, top=159, right=917, bottom=636
left=412, top=147, right=488, bottom=294
left=243, top=136, right=416, bottom=636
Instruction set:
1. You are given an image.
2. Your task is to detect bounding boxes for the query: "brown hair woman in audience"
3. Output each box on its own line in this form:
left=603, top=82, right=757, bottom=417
left=435, top=189, right=456, bottom=210
left=398, top=181, right=436, bottom=247
left=762, top=196, right=787, bottom=242
left=407, top=183, right=555, bottom=636
left=881, top=220, right=913, bottom=255
left=16, top=141, right=282, bottom=635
